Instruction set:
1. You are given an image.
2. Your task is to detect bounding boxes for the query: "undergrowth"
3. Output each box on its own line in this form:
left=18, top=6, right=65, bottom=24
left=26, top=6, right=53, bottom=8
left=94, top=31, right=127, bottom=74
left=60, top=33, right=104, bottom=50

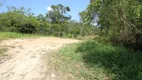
left=48, top=40, right=142, bottom=80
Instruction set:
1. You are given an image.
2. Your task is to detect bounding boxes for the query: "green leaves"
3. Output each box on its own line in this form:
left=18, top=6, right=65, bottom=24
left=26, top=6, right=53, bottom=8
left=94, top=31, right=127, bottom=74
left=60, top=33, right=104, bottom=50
left=0, top=6, right=41, bottom=34
left=47, top=4, right=71, bottom=24
left=83, top=0, right=142, bottom=49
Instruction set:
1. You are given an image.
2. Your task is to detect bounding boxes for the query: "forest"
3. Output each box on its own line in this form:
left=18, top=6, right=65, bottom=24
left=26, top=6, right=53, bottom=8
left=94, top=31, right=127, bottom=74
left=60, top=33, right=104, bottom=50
left=0, top=0, right=142, bottom=80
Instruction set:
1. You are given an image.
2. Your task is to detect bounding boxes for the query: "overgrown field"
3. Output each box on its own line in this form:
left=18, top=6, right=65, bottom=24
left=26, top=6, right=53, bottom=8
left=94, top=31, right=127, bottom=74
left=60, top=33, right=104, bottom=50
left=47, top=40, right=142, bottom=80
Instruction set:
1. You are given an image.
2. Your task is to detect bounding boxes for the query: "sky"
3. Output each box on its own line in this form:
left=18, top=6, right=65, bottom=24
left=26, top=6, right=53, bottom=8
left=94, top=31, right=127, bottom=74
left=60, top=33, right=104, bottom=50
left=0, top=0, right=90, bottom=21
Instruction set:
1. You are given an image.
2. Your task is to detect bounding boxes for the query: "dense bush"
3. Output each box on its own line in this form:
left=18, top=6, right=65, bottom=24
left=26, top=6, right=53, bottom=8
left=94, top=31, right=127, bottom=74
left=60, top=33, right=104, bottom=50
left=81, top=0, right=142, bottom=50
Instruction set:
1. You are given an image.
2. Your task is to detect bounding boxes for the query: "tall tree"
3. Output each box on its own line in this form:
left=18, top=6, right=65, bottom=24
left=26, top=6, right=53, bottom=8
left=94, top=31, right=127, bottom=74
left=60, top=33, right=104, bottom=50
left=46, top=4, right=71, bottom=36
left=83, top=0, right=142, bottom=49
left=47, top=4, right=71, bottom=24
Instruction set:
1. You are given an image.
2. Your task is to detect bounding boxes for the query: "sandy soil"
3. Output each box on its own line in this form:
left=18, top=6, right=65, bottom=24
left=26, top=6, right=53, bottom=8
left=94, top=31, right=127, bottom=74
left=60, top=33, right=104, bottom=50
left=0, top=37, right=79, bottom=80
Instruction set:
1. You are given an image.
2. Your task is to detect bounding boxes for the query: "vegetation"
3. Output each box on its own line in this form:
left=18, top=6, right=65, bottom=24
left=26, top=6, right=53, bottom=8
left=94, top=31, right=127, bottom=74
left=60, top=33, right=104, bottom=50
left=0, top=0, right=142, bottom=80
left=49, top=40, right=142, bottom=80
left=81, top=0, right=142, bottom=50
left=0, top=4, right=95, bottom=38
left=0, top=32, right=44, bottom=40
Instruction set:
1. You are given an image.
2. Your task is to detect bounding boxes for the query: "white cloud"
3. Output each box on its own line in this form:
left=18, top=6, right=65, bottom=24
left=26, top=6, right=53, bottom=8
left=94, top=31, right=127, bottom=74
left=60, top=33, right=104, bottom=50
left=47, top=6, right=53, bottom=11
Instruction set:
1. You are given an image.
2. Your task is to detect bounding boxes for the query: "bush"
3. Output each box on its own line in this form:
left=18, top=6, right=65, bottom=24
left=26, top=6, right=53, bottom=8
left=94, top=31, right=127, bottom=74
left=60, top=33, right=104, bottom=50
left=19, top=23, right=37, bottom=34
left=110, top=32, right=142, bottom=50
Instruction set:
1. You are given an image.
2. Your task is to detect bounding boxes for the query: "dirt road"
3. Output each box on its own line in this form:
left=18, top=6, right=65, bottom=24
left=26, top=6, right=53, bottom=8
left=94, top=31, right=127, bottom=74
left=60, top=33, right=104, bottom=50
left=0, top=37, right=79, bottom=80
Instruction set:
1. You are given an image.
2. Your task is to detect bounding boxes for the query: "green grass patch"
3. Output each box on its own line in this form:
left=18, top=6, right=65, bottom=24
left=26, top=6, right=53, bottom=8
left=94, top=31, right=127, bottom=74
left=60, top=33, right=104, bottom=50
left=48, top=40, right=142, bottom=80
left=0, top=32, right=45, bottom=40
left=77, top=40, right=142, bottom=80
left=47, top=44, right=112, bottom=80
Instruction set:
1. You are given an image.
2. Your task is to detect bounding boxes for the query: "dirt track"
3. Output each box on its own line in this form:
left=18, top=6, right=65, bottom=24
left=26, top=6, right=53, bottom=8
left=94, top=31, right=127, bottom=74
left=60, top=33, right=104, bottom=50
left=0, top=37, right=79, bottom=80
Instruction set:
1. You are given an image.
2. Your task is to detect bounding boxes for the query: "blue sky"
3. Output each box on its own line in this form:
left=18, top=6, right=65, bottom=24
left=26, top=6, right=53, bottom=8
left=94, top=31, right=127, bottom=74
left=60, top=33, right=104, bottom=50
left=0, top=0, right=90, bottom=21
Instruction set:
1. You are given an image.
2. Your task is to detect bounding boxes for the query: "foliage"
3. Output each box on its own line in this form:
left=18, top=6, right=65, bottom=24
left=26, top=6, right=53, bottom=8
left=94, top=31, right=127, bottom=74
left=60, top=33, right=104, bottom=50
left=82, top=0, right=142, bottom=50
left=47, top=4, right=71, bottom=24
left=0, top=6, right=40, bottom=34
left=0, top=4, right=94, bottom=38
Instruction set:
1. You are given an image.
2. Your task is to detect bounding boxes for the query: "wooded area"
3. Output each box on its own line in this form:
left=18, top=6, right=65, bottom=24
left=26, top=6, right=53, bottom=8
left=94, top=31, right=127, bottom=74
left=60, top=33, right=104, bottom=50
left=83, top=0, right=142, bottom=50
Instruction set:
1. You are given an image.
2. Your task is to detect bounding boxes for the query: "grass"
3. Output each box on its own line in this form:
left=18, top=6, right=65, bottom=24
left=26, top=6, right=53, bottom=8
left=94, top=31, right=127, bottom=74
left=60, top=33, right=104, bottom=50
left=46, top=44, right=100, bottom=80
left=0, top=47, right=7, bottom=56
left=47, top=40, right=142, bottom=80
left=0, top=46, right=8, bottom=61
left=77, top=40, right=142, bottom=80
left=76, top=35, right=96, bottom=40
left=0, top=31, right=45, bottom=40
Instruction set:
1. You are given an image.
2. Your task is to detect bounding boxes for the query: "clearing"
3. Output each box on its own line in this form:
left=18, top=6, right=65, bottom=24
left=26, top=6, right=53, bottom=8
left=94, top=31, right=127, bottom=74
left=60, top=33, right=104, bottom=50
left=0, top=37, right=79, bottom=80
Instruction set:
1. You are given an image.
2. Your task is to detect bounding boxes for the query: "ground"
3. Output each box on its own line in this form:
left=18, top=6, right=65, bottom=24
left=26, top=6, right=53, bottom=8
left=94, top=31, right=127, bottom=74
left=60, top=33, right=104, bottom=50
left=0, top=37, right=79, bottom=80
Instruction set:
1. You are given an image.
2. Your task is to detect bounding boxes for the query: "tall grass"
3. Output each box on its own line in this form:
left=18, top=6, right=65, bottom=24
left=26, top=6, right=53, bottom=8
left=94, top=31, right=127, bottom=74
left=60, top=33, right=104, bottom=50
left=0, top=32, right=44, bottom=40
left=48, top=40, right=142, bottom=80
left=46, top=43, right=110, bottom=80
left=76, top=40, right=142, bottom=80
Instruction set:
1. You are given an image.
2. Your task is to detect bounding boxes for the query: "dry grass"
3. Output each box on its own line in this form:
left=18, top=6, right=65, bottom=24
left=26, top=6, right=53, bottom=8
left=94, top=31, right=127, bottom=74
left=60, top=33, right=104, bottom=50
left=0, top=46, right=8, bottom=63
left=0, top=32, right=45, bottom=40
left=45, top=40, right=142, bottom=80
left=76, top=35, right=96, bottom=40
left=45, top=44, right=104, bottom=80
left=0, top=46, right=7, bottom=56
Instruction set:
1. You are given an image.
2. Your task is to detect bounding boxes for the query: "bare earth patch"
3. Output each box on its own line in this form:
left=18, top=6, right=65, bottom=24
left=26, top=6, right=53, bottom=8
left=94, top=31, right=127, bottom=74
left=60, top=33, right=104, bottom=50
left=0, top=37, right=80, bottom=80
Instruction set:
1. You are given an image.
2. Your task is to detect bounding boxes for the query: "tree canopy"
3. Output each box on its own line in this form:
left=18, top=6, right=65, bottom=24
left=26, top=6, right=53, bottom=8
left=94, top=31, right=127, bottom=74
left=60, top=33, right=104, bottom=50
left=80, top=0, right=142, bottom=50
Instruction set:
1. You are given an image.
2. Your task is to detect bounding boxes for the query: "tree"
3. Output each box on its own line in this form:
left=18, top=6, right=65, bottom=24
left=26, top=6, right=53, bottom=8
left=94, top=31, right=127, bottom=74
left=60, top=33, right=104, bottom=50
left=0, top=6, right=40, bottom=34
left=46, top=4, right=71, bottom=36
left=83, top=0, right=142, bottom=49
left=47, top=4, right=71, bottom=24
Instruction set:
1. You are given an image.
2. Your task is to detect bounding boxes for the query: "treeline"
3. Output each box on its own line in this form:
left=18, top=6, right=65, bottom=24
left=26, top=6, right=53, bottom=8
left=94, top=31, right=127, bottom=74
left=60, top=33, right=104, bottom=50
left=81, top=0, right=142, bottom=50
left=0, top=4, right=95, bottom=38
